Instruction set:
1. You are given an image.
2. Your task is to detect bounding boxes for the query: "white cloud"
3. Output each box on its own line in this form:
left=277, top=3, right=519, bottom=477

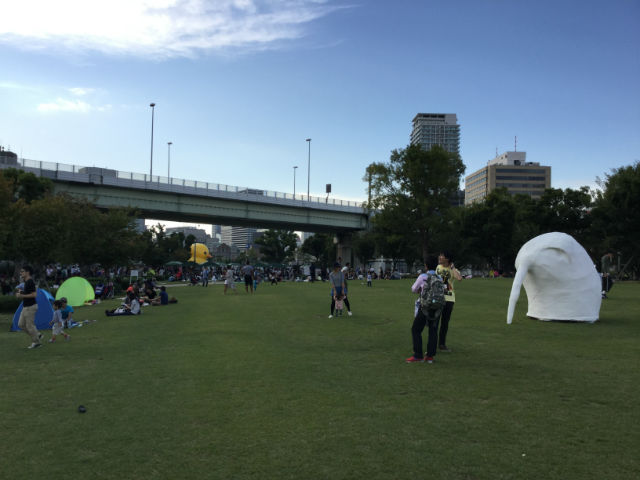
left=68, top=87, right=94, bottom=96
left=0, top=0, right=344, bottom=59
left=0, top=81, right=41, bottom=92
left=37, top=97, right=111, bottom=113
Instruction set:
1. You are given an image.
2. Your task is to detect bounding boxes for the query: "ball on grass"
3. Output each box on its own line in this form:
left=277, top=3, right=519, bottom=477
left=78, top=405, right=87, bottom=413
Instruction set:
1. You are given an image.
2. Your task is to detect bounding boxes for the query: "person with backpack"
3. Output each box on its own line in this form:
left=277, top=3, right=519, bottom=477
left=406, top=256, right=446, bottom=364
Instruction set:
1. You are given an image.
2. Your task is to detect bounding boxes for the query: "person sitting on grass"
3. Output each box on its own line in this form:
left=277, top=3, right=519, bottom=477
left=141, top=285, right=157, bottom=304
left=49, top=300, right=70, bottom=343
left=105, top=291, right=141, bottom=316
left=151, top=286, right=169, bottom=306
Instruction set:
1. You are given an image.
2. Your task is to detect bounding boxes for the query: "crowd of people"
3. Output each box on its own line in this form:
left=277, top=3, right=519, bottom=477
left=13, top=266, right=178, bottom=349
left=105, top=279, right=175, bottom=316
left=12, top=250, right=618, bottom=354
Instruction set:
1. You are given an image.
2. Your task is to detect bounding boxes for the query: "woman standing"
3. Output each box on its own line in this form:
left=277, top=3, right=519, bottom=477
left=436, top=251, right=462, bottom=352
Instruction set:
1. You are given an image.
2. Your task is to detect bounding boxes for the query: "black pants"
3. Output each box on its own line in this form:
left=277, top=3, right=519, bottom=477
left=602, top=275, right=612, bottom=293
left=438, top=301, right=454, bottom=348
left=411, top=308, right=441, bottom=358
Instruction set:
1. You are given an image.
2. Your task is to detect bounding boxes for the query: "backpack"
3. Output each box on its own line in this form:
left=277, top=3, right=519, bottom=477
left=420, top=273, right=446, bottom=313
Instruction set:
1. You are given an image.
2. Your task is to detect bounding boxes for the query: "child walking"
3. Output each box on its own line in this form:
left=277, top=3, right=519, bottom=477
left=49, top=300, right=70, bottom=343
left=366, top=272, right=372, bottom=287
left=335, top=293, right=345, bottom=316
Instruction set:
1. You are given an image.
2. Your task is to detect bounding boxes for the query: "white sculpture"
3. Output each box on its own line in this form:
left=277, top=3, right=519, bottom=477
left=507, top=232, right=601, bottom=324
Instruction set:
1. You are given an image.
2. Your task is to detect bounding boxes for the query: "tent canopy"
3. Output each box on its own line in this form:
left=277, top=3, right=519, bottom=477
left=55, top=277, right=95, bottom=307
left=11, top=289, right=55, bottom=331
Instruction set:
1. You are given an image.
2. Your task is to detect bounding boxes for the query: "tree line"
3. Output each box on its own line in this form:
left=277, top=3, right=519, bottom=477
left=2, top=149, right=638, bottom=279
left=0, top=168, right=194, bottom=271
left=359, top=145, right=639, bottom=277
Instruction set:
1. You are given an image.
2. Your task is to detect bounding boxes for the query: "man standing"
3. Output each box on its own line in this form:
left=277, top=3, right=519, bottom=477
left=340, top=262, right=353, bottom=316
left=601, top=252, right=614, bottom=299
left=17, top=265, right=43, bottom=349
left=241, top=261, right=255, bottom=294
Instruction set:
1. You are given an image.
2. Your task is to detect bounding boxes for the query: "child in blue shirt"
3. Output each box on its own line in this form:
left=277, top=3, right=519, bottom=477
left=60, top=297, right=74, bottom=328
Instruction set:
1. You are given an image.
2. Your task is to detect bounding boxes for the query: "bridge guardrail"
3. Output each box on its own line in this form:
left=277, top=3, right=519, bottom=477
left=2, top=158, right=366, bottom=213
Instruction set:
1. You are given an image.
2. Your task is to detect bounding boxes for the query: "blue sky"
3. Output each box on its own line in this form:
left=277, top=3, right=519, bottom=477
left=1, top=0, right=639, bottom=208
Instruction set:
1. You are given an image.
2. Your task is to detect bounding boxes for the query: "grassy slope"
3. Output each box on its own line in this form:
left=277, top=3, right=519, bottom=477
left=1, top=278, right=638, bottom=480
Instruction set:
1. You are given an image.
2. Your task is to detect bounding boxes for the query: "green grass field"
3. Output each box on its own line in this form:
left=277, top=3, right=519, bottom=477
left=1, top=278, right=638, bottom=480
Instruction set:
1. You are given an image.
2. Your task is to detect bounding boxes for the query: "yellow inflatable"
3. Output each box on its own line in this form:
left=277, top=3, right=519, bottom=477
left=188, top=243, right=213, bottom=264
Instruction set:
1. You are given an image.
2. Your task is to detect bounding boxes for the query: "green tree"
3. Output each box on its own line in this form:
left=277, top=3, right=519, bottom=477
left=1, top=168, right=52, bottom=203
left=591, top=162, right=640, bottom=275
left=162, top=232, right=189, bottom=262
left=137, top=224, right=190, bottom=267
left=367, top=144, right=465, bottom=261
left=461, top=189, right=519, bottom=270
left=254, top=229, right=298, bottom=263
left=351, top=231, right=377, bottom=266
left=536, top=187, right=593, bottom=244
left=184, top=234, right=197, bottom=250
left=9, top=196, right=67, bottom=266
left=0, top=173, right=15, bottom=259
left=301, top=233, right=335, bottom=267
left=235, top=247, right=259, bottom=265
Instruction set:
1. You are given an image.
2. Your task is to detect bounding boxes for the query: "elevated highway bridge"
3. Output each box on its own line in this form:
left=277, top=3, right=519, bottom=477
left=1, top=158, right=371, bottom=258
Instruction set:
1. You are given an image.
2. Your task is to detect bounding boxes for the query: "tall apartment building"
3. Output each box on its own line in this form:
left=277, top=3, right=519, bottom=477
left=464, top=151, right=551, bottom=205
left=220, top=226, right=259, bottom=251
left=410, top=113, right=460, bottom=154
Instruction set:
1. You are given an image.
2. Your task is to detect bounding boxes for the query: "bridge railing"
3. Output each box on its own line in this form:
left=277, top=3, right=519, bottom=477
left=5, top=158, right=366, bottom=212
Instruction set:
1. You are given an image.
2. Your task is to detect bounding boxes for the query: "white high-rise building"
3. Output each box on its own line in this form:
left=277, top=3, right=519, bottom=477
left=220, top=226, right=259, bottom=251
left=410, top=113, right=460, bottom=154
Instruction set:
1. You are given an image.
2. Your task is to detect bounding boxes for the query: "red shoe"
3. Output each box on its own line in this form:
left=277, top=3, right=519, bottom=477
left=425, top=356, right=434, bottom=364
left=405, top=356, right=424, bottom=363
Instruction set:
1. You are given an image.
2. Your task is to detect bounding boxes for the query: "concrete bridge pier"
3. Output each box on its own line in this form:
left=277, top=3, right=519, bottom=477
left=335, top=232, right=353, bottom=267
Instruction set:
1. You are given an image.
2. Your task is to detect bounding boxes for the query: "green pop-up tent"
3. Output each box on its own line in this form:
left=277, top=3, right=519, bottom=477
left=55, top=277, right=95, bottom=306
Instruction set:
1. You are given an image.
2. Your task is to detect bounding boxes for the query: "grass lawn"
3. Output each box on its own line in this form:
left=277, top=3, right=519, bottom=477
left=1, top=278, right=638, bottom=480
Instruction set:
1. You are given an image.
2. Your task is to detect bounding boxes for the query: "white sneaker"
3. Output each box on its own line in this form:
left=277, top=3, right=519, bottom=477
left=328, top=314, right=333, bottom=318
left=348, top=311, right=353, bottom=316
left=28, top=343, right=42, bottom=349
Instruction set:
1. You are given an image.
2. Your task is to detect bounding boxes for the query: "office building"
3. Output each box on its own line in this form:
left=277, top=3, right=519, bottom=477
left=410, top=113, right=460, bottom=154
left=464, top=151, right=551, bottom=205
left=220, top=226, right=259, bottom=251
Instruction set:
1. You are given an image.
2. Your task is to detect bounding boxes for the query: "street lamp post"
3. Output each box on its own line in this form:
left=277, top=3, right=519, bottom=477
left=306, top=138, right=311, bottom=201
left=149, top=103, right=156, bottom=178
left=293, top=165, right=298, bottom=198
left=167, top=142, right=172, bottom=179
